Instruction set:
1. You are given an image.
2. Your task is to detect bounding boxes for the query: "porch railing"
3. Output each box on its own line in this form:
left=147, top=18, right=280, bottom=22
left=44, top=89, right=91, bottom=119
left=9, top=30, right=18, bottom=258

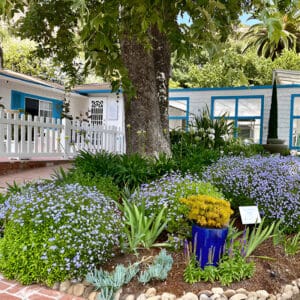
left=0, top=109, right=125, bottom=159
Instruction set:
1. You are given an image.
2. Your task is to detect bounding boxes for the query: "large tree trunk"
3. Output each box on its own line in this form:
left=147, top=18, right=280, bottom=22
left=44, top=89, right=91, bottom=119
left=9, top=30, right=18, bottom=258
left=0, top=46, right=4, bottom=69
left=151, top=26, right=171, bottom=147
left=120, top=27, right=171, bottom=156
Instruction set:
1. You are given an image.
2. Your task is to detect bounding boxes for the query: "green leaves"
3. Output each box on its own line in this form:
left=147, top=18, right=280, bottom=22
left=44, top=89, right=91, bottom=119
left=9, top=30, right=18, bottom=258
left=243, top=218, right=276, bottom=258
left=183, top=253, right=254, bottom=285
left=283, top=232, right=300, bottom=255
left=120, top=198, right=169, bottom=252
left=242, top=2, right=300, bottom=60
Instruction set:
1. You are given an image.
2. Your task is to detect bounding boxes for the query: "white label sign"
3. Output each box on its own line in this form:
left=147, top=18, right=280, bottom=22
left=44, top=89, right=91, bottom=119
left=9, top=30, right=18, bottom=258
left=239, top=206, right=261, bottom=225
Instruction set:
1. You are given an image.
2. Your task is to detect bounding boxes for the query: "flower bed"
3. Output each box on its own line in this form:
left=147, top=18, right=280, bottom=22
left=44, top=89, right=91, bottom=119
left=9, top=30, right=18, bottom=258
left=202, top=155, right=300, bottom=232
left=0, top=183, right=124, bottom=285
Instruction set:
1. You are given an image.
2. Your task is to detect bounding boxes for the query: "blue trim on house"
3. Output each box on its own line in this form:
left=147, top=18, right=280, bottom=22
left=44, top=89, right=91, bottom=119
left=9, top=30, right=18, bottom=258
left=11, top=90, right=63, bottom=118
left=74, top=89, right=115, bottom=94
left=169, top=97, right=190, bottom=131
left=260, top=96, right=264, bottom=145
left=75, top=84, right=300, bottom=95
left=211, top=95, right=264, bottom=144
left=0, top=72, right=64, bottom=91
left=169, top=84, right=300, bottom=92
left=290, top=94, right=300, bottom=150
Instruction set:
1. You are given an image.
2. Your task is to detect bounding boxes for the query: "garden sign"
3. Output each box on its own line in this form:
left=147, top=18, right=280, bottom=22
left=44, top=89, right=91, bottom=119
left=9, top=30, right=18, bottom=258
left=239, top=206, right=261, bottom=225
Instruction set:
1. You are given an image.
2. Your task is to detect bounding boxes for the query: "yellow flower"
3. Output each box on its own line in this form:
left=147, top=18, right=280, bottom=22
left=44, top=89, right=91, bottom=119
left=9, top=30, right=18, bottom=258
left=180, top=194, right=233, bottom=228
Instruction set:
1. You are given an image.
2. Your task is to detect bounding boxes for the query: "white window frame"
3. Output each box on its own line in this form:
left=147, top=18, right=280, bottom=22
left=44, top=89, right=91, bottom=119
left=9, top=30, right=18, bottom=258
left=39, top=100, right=52, bottom=119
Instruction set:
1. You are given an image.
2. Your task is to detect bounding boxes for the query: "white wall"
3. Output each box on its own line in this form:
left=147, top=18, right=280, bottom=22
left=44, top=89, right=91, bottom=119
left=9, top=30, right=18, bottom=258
left=0, top=74, right=89, bottom=121
left=170, top=86, right=300, bottom=145
left=276, top=87, right=299, bottom=145
left=0, top=75, right=65, bottom=109
left=81, top=85, right=300, bottom=147
left=68, top=93, right=89, bottom=120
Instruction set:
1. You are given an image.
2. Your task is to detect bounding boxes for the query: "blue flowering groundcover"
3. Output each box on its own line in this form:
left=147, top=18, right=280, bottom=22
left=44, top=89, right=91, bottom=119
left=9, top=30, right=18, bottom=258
left=202, top=155, right=300, bottom=232
left=0, top=183, right=125, bottom=285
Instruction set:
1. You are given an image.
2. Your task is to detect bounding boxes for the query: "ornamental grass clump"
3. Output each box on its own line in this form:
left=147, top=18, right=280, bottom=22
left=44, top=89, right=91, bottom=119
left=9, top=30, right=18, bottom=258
left=0, top=183, right=125, bottom=285
left=180, top=195, right=233, bottom=228
left=202, top=155, right=300, bottom=232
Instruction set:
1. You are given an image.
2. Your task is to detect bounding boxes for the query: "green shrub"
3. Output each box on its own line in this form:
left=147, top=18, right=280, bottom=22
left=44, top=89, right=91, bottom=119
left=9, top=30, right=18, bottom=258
left=150, top=153, right=176, bottom=177
left=222, top=140, right=266, bottom=157
left=74, top=151, right=169, bottom=191
left=74, top=150, right=119, bottom=177
left=0, top=193, right=7, bottom=238
left=171, top=137, right=221, bottom=175
left=112, top=153, right=153, bottom=190
left=0, top=183, right=124, bottom=285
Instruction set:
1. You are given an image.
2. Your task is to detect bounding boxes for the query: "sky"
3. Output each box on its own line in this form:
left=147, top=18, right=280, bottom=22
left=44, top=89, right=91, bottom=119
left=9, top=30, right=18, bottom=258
left=178, top=12, right=259, bottom=26
left=239, top=13, right=260, bottom=26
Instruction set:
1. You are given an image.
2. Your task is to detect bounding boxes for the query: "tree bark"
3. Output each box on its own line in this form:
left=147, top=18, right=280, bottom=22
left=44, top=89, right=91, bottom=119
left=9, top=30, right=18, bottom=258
left=0, top=46, right=4, bottom=69
left=120, top=27, right=171, bottom=156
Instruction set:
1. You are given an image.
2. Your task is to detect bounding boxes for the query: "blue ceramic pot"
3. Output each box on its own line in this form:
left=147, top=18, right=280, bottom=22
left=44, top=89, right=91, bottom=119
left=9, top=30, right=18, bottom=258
left=191, top=224, right=228, bottom=269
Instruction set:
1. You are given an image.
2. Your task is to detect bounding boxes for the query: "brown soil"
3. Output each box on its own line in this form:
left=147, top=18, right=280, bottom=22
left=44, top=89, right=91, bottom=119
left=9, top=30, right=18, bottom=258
left=104, top=238, right=300, bottom=298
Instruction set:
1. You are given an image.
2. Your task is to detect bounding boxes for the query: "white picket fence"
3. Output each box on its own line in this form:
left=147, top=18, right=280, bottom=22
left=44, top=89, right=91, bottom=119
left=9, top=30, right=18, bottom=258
left=0, top=109, right=125, bottom=159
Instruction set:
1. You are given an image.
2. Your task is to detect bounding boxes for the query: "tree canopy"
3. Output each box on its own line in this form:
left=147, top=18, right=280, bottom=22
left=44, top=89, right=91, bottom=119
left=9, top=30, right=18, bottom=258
left=242, top=0, right=300, bottom=60
left=0, top=27, right=63, bottom=81
left=2, top=0, right=254, bottom=155
left=171, top=47, right=300, bottom=88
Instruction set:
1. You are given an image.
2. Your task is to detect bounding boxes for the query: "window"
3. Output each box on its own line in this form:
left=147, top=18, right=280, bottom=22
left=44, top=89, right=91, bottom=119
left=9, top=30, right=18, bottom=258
left=90, top=100, right=104, bottom=126
left=25, top=98, right=39, bottom=116
left=169, top=97, right=189, bottom=131
left=290, top=95, right=300, bottom=149
left=25, top=97, right=52, bottom=119
left=39, top=101, right=52, bottom=119
left=212, top=96, right=264, bottom=144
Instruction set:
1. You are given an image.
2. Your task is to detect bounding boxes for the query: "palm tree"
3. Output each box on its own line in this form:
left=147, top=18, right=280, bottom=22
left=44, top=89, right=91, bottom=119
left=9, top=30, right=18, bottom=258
left=242, top=1, right=300, bottom=60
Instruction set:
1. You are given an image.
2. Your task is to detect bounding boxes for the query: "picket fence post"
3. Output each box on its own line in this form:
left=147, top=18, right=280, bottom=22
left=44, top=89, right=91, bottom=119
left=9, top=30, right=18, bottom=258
left=61, top=118, right=71, bottom=157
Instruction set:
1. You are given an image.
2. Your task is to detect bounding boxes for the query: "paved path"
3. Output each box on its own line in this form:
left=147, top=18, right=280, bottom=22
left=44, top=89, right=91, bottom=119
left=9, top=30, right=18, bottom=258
left=0, top=274, right=84, bottom=300
left=0, top=163, right=85, bottom=299
left=0, top=163, right=72, bottom=193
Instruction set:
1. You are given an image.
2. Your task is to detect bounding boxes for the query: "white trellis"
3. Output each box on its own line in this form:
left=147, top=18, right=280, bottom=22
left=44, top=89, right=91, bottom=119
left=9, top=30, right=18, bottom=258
left=0, top=109, right=125, bottom=159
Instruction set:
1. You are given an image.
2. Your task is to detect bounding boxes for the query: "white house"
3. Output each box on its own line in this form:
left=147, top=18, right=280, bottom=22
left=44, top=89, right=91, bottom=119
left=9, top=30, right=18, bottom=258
left=74, top=73, right=300, bottom=151
left=0, top=69, right=88, bottom=120
left=1, top=68, right=300, bottom=152
left=0, top=69, right=125, bottom=158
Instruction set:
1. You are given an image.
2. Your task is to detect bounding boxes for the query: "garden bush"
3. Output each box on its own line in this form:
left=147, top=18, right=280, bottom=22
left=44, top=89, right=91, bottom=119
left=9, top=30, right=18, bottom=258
left=0, top=183, right=124, bottom=285
left=74, top=150, right=119, bottom=177
left=222, top=139, right=266, bottom=157
left=171, top=132, right=266, bottom=176
left=129, top=172, right=224, bottom=237
left=73, top=151, right=176, bottom=191
left=171, top=142, right=221, bottom=175
left=202, top=155, right=300, bottom=232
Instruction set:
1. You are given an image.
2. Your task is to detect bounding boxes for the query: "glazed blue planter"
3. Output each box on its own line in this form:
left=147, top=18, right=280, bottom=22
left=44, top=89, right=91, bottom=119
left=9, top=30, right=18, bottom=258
left=191, top=224, right=228, bottom=269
